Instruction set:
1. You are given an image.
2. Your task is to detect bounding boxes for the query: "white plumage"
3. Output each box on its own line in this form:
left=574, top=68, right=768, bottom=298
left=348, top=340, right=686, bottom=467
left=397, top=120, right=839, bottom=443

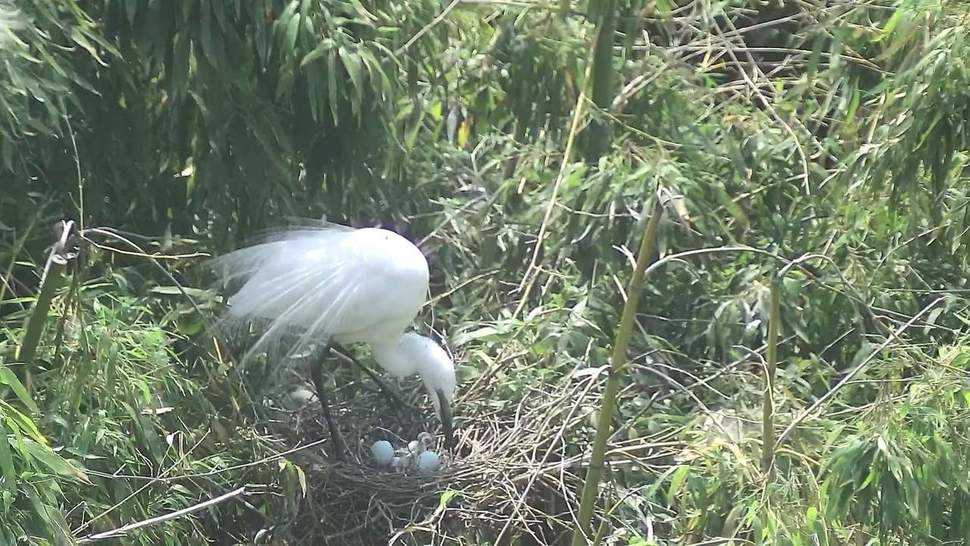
left=222, top=227, right=427, bottom=342
left=211, top=222, right=457, bottom=449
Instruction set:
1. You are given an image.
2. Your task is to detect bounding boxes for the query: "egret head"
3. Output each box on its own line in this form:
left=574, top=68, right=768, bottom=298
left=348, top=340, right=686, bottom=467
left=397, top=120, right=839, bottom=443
left=398, top=332, right=457, bottom=450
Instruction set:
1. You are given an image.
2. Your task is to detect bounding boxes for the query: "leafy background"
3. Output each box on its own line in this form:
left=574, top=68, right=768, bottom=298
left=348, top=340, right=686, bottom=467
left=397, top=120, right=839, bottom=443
left=2, top=0, right=970, bottom=544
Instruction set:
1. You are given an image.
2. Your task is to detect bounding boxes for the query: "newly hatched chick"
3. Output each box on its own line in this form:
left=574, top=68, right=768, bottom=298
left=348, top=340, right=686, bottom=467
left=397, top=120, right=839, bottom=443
left=417, top=432, right=435, bottom=451
left=394, top=444, right=415, bottom=472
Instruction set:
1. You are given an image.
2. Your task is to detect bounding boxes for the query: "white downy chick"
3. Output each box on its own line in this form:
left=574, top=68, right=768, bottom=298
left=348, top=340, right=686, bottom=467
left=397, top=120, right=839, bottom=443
left=394, top=445, right=414, bottom=472
left=417, top=432, right=435, bottom=451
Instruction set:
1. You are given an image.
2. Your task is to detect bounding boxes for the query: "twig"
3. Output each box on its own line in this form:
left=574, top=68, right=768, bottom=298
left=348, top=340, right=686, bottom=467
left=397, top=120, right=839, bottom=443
left=65, top=115, right=84, bottom=231
left=75, top=486, right=248, bottom=543
left=72, top=431, right=212, bottom=535
left=710, top=16, right=812, bottom=194
left=495, top=369, right=605, bottom=543
left=760, top=277, right=780, bottom=474
left=396, top=0, right=462, bottom=55
left=86, top=435, right=332, bottom=483
left=78, top=226, right=255, bottom=412
left=773, top=297, right=945, bottom=451
left=513, top=57, right=594, bottom=318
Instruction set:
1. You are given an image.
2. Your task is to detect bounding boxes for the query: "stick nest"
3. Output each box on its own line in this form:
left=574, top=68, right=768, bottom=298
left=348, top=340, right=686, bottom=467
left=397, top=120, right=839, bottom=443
left=259, top=367, right=648, bottom=545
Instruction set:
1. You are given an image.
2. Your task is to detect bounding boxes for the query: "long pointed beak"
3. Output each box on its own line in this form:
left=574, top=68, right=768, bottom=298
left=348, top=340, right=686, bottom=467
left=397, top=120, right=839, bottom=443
left=436, top=390, right=454, bottom=450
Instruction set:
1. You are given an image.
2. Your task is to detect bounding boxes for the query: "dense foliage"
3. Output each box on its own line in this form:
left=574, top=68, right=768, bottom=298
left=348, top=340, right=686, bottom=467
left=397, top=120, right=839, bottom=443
left=2, top=0, right=970, bottom=544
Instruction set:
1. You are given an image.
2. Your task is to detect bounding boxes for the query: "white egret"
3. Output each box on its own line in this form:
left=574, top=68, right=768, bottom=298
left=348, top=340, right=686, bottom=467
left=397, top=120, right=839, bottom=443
left=210, top=222, right=457, bottom=459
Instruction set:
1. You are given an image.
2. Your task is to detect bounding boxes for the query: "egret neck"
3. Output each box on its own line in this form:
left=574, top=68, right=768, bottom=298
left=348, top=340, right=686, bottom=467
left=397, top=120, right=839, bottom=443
left=371, top=332, right=457, bottom=447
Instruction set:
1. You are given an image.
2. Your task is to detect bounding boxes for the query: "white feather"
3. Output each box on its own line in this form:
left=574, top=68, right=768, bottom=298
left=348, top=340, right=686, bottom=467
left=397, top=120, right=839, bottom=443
left=212, top=225, right=427, bottom=360
left=209, top=222, right=457, bottom=425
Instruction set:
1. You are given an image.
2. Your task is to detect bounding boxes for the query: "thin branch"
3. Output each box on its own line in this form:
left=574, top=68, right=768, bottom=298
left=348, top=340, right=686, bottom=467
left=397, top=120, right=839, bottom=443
left=76, top=487, right=248, bottom=543
left=396, top=0, right=462, bottom=55
left=514, top=60, right=595, bottom=317
left=773, top=297, right=945, bottom=451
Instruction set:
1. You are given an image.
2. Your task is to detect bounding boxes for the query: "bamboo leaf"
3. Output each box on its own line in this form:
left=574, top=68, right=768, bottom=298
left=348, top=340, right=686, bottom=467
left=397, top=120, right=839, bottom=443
left=3, top=404, right=44, bottom=445
left=301, top=39, right=335, bottom=67
left=0, top=425, right=15, bottom=493
left=879, top=8, right=906, bottom=41
left=169, top=32, right=190, bottom=97
left=667, top=465, right=690, bottom=501
left=21, top=439, right=88, bottom=482
left=0, top=367, right=38, bottom=413
left=70, top=29, right=107, bottom=67
left=338, top=46, right=364, bottom=116
left=286, top=11, right=301, bottom=53
left=124, top=0, right=138, bottom=25
left=328, top=48, right=340, bottom=125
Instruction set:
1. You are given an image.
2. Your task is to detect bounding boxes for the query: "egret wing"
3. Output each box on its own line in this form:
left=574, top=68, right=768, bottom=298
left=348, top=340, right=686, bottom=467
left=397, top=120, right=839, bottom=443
left=210, top=225, right=429, bottom=367
left=206, top=221, right=352, bottom=287
left=209, top=227, right=358, bottom=363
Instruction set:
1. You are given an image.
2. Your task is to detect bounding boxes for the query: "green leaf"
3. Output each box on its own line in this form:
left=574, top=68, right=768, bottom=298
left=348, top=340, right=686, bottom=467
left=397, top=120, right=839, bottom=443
left=286, top=12, right=301, bottom=53
left=0, top=425, right=15, bottom=493
left=338, top=47, right=364, bottom=116
left=438, top=489, right=459, bottom=509
left=23, top=482, right=73, bottom=544
left=879, top=8, right=905, bottom=41
left=0, top=367, right=38, bottom=413
left=453, top=326, right=498, bottom=347
left=667, top=465, right=690, bottom=501
left=301, top=39, right=335, bottom=67
left=169, top=32, right=191, bottom=97
left=21, top=439, right=88, bottom=483
left=328, top=48, right=340, bottom=125
left=70, top=29, right=107, bottom=67
left=124, top=0, right=138, bottom=25
left=295, top=464, right=307, bottom=498
left=149, top=286, right=211, bottom=298
left=844, top=78, right=860, bottom=125
left=714, top=182, right=749, bottom=227
left=3, top=405, right=44, bottom=444
left=199, top=3, right=227, bottom=68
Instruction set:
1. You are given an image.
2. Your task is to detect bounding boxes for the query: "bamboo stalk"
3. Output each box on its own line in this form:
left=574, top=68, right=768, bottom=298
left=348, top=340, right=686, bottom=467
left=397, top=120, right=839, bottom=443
left=760, top=277, right=781, bottom=474
left=570, top=198, right=663, bottom=546
left=583, top=0, right=617, bottom=163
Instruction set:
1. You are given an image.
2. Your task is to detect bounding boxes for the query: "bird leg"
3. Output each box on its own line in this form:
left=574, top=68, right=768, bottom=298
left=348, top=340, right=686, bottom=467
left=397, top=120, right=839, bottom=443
left=329, top=345, right=418, bottom=416
left=310, top=342, right=347, bottom=461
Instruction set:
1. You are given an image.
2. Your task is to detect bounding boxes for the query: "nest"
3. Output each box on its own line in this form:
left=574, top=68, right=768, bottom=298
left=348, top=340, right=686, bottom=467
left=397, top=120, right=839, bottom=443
left=213, top=329, right=681, bottom=544
left=250, top=366, right=667, bottom=545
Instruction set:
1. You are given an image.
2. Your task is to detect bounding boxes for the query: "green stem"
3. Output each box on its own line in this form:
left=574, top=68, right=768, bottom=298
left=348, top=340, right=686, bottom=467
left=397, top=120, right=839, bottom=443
left=570, top=198, right=663, bottom=546
left=583, top=0, right=617, bottom=163
left=761, top=277, right=781, bottom=474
